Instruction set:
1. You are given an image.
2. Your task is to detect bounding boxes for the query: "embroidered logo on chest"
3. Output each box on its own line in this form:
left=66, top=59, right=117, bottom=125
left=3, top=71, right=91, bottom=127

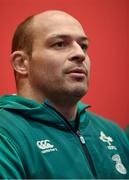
left=36, top=139, right=58, bottom=154
left=112, top=154, right=127, bottom=175
left=99, top=131, right=117, bottom=150
left=99, top=131, right=127, bottom=175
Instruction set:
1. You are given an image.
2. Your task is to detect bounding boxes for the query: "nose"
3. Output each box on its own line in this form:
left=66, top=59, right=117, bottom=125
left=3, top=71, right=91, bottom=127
left=68, top=42, right=86, bottom=63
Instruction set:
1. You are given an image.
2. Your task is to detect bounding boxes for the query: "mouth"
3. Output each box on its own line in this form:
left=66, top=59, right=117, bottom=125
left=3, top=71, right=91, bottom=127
left=66, top=68, right=88, bottom=79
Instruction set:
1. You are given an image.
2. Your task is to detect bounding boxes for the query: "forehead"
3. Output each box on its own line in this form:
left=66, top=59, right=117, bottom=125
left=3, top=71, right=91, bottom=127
left=33, top=12, right=87, bottom=40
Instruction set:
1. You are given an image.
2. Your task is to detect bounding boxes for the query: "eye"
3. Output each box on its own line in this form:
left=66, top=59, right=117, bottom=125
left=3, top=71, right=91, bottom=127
left=52, top=41, right=66, bottom=49
left=80, top=43, right=88, bottom=52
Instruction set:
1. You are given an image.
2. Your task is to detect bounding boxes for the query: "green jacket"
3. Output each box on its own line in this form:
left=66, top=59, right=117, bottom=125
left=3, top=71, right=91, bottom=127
left=0, top=95, right=129, bottom=179
left=125, top=125, right=129, bottom=140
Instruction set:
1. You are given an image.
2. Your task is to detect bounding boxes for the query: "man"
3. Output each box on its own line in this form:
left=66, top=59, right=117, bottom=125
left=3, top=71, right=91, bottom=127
left=0, top=10, right=129, bottom=179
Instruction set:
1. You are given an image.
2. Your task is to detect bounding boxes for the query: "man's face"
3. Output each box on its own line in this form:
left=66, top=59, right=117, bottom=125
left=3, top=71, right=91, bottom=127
left=28, top=12, right=90, bottom=102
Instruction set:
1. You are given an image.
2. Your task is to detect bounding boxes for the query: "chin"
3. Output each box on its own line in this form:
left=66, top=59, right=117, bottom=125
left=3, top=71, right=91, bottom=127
left=69, top=86, right=88, bottom=99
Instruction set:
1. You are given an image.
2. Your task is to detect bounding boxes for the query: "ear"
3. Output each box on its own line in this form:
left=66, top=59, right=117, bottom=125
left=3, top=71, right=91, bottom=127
left=11, top=51, right=29, bottom=75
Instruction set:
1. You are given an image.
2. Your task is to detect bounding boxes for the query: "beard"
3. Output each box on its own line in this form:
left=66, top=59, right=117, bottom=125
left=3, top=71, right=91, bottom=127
left=42, top=79, right=89, bottom=106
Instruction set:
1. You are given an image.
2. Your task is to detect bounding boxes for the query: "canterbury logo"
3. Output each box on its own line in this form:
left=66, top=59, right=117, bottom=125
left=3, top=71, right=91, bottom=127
left=37, top=140, right=54, bottom=150
left=36, top=139, right=58, bottom=154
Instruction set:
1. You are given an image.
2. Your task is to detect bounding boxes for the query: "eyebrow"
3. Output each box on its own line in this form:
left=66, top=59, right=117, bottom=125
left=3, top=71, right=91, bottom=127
left=47, top=34, right=89, bottom=42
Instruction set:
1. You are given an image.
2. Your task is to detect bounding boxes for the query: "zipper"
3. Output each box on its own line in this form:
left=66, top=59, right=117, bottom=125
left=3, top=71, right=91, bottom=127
left=76, top=130, right=97, bottom=178
left=44, top=102, right=97, bottom=178
left=66, top=122, right=97, bottom=178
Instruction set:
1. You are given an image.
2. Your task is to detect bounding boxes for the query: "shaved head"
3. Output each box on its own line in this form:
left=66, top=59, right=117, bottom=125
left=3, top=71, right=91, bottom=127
left=34, top=10, right=80, bottom=24
left=12, top=10, right=85, bottom=57
left=33, top=10, right=84, bottom=34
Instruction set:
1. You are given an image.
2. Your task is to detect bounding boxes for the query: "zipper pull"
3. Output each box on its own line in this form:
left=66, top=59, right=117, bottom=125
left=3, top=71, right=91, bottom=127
left=76, top=131, right=85, bottom=144
left=80, top=135, right=86, bottom=144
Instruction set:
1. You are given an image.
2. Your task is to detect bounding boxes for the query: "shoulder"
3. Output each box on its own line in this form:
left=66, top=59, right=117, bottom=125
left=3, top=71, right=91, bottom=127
left=86, top=110, right=120, bottom=129
left=0, top=108, right=31, bottom=152
left=125, top=125, right=129, bottom=140
left=0, top=107, right=27, bottom=129
left=85, top=110, right=129, bottom=145
left=0, top=132, right=26, bottom=178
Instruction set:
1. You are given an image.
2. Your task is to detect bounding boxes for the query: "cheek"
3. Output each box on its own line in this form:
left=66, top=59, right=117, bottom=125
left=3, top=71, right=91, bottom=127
left=30, top=58, right=62, bottom=80
left=86, top=55, right=91, bottom=71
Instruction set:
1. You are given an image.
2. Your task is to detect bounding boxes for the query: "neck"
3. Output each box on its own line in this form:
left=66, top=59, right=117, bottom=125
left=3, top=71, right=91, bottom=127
left=49, top=101, right=78, bottom=120
left=16, top=79, right=46, bottom=103
left=16, top=80, right=78, bottom=120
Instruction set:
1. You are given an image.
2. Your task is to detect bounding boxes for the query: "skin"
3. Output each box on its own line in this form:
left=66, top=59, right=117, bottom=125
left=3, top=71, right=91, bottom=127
left=11, top=10, right=91, bottom=120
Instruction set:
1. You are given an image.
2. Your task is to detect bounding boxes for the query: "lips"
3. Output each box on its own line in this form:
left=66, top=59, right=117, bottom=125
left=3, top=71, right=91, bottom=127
left=67, top=68, right=87, bottom=76
left=66, top=67, right=88, bottom=80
